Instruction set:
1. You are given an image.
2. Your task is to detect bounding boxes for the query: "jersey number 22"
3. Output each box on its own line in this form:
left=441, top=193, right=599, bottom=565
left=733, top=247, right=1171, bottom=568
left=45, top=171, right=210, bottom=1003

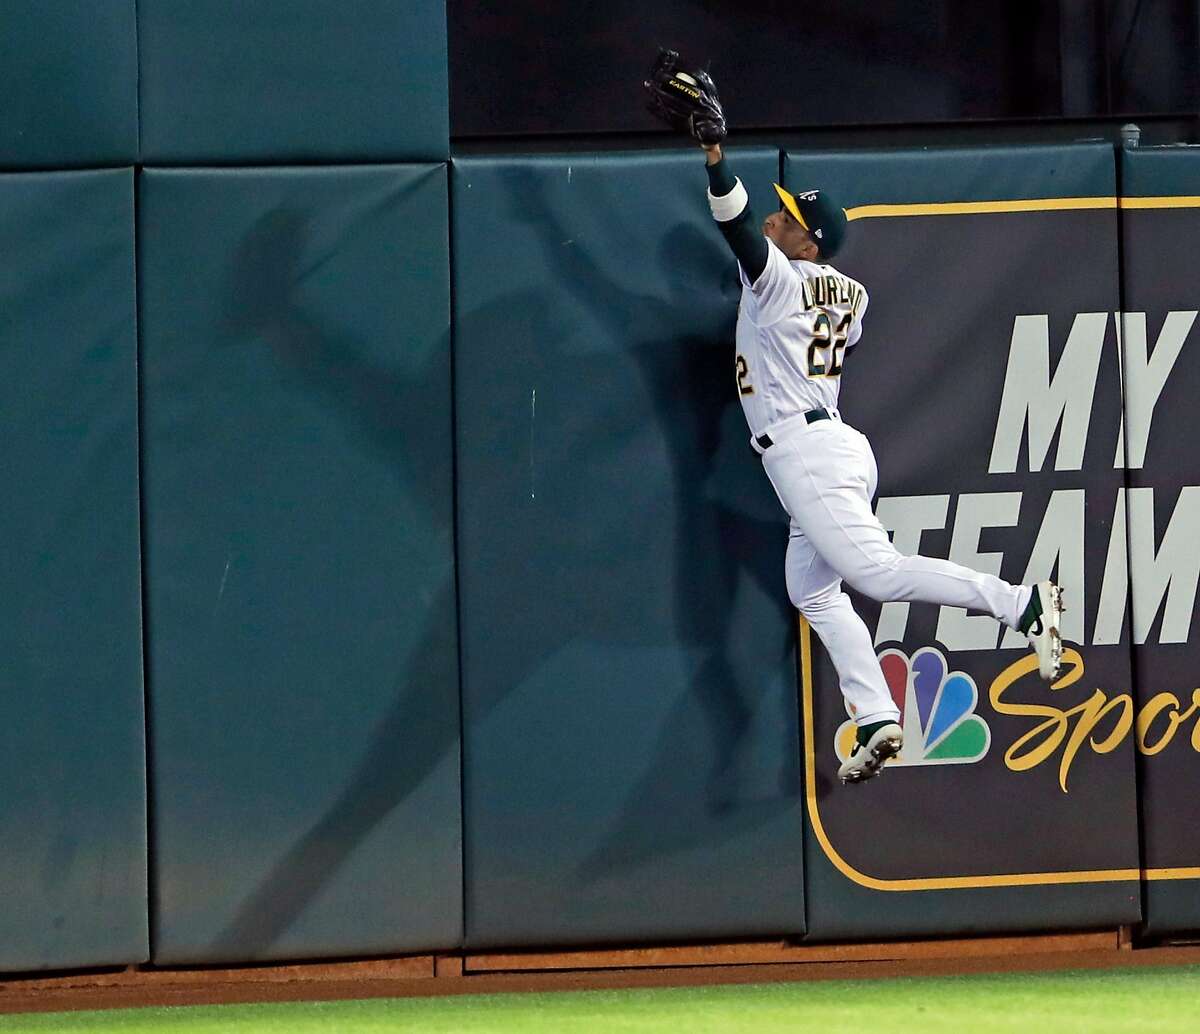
left=808, top=312, right=852, bottom=378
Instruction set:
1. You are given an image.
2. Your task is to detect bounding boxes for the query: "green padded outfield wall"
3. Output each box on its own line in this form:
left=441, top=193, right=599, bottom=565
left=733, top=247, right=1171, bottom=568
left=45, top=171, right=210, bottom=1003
left=137, top=0, right=448, bottom=163
left=452, top=149, right=807, bottom=948
left=140, top=165, right=461, bottom=963
left=1119, top=146, right=1200, bottom=937
left=0, top=169, right=146, bottom=970
left=0, top=2, right=138, bottom=169
left=783, top=144, right=1142, bottom=939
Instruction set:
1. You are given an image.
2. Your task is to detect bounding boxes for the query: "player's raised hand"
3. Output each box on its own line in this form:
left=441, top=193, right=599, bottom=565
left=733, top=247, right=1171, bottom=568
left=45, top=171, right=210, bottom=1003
left=643, top=48, right=727, bottom=147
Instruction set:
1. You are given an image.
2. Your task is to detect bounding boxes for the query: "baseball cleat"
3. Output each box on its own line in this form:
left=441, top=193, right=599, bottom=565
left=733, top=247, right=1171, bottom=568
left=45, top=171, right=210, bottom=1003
left=1020, top=581, right=1064, bottom=681
left=838, top=721, right=903, bottom=785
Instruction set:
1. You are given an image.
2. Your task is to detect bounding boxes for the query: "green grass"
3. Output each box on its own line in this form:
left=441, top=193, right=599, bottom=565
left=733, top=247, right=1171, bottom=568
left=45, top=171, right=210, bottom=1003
left=3, top=966, right=1198, bottom=1033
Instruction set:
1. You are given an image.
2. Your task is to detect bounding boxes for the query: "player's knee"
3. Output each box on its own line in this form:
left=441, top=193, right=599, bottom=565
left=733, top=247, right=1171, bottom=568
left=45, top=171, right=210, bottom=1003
left=795, top=581, right=845, bottom=615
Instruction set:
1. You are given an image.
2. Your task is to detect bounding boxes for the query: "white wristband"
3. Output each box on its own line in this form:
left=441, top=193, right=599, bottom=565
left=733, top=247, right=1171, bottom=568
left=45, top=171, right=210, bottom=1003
left=707, top=177, right=749, bottom=222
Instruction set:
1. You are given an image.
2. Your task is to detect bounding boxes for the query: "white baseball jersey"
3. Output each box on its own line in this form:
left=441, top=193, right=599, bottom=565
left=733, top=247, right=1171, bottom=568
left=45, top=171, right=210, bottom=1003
left=732, top=230, right=1023, bottom=731
left=703, top=168, right=1036, bottom=757
left=734, top=238, right=868, bottom=441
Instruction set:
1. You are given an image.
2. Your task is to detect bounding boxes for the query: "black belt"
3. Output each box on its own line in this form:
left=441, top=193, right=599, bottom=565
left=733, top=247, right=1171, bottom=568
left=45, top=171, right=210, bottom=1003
left=756, top=407, right=831, bottom=450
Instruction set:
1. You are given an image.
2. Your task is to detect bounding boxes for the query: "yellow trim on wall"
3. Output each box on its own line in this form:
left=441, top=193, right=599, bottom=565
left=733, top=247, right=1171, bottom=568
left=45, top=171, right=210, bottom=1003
left=799, top=618, right=1142, bottom=891
left=844, top=195, right=1200, bottom=221
left=1119, top=196, right=1200, bottom=209
left=1143, top=867, right=1200, bottom=881
left=845, top=198, right=1116, bottom=220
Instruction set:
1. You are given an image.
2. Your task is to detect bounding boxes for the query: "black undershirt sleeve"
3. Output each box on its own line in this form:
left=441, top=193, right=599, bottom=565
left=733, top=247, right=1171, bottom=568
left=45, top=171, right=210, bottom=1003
left=706, top=157, right=769, bottom=284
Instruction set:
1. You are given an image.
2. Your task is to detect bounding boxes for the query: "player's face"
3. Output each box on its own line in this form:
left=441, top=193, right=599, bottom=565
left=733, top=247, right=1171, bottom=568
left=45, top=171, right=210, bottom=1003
left=763, top=207, right=818, bottom=261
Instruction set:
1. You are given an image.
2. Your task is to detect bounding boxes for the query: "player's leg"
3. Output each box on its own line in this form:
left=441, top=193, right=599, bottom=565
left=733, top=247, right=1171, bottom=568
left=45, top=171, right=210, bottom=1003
left=785, top=525, right=902, bottom=784
left=764, top=424, right=1063, bottom=678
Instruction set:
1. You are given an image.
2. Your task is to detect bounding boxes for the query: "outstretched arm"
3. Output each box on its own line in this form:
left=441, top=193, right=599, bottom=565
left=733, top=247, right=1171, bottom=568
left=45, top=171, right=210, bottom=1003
left=703, top=143, right=768, bottom=284
left=641, top=50, right=769, bottom=283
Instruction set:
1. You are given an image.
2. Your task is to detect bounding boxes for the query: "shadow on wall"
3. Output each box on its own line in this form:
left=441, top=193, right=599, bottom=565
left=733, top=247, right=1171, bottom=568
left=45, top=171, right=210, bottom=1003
left=208, top=178, right=797, bottom=955
left=494, top=171, right=799, bottom=877
left=208, top=206, right=459, bottom=958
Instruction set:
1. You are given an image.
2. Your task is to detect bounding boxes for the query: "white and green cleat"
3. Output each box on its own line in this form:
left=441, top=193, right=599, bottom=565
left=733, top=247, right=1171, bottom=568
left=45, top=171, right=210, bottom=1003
left=837, top=720, right=903, bottom=785
left=1020, top=580, right=1065, bottom=681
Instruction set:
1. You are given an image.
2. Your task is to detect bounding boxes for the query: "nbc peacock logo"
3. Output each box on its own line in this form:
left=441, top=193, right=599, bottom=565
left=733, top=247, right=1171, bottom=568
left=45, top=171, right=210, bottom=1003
left=834, top=647, right=991, bottom=768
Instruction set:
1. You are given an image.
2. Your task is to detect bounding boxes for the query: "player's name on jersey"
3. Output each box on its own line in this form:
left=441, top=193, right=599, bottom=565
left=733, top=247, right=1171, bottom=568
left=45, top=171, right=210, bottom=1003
left=800, top=271, right=865, bottom=315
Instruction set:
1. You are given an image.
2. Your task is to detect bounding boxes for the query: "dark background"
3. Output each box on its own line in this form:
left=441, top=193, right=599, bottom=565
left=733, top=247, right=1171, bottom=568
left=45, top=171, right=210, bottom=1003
left=450, top=0, right=1199, bottom=139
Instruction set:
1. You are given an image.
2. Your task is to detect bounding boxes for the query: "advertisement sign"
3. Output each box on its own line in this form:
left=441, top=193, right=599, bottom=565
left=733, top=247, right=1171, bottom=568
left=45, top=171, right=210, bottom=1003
left=786, top=147, right=1142, bottom=936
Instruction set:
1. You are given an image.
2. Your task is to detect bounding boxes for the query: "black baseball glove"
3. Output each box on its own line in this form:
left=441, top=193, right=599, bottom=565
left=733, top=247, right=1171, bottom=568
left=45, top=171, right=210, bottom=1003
left=643, top=48, right=727, bottom=146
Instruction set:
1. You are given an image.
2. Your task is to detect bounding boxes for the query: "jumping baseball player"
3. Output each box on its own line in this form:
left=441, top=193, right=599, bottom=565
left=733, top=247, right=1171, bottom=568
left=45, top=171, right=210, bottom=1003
left=643, top=51, right=1064, bottom=784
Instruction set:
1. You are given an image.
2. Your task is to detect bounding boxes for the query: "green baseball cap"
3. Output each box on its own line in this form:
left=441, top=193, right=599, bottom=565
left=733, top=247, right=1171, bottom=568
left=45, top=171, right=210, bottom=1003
left=773, top=183, right=848, bottom=259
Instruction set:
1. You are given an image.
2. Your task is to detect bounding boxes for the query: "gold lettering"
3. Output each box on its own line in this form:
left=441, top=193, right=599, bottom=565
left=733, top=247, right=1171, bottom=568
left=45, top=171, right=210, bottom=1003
left=992, top=652, right=1200, bottom=791
left=670, top=80, right=701, bottom=99
left=1136, top=691, right=1199, bottom=755
left=990, top=651, right=1078, bottom=772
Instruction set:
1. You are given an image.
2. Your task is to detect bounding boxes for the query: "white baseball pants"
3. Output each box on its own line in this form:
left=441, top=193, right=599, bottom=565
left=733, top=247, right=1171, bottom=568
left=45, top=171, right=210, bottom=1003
left=761, top=415, right=1027, bottom=725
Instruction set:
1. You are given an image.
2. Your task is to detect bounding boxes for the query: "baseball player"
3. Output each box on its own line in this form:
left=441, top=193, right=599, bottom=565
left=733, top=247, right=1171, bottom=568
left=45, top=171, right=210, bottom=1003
left=644, top=51, right=1064, bottom=784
